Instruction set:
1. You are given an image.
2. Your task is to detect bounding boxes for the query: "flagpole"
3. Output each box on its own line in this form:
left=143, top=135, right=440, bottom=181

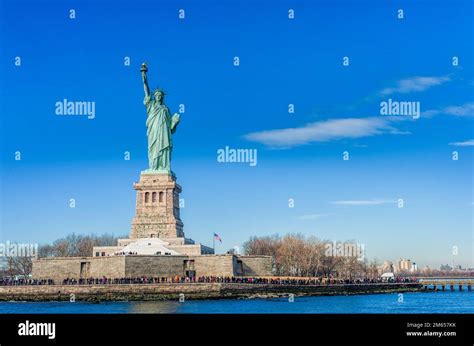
left=213, top=234, right=215, bottom=253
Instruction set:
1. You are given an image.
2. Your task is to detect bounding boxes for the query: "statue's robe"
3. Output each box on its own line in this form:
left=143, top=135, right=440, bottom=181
left=144, top=94, right=180, bottom=171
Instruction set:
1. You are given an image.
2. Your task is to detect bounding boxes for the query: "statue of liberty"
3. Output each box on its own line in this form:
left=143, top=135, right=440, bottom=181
left=141, top=63, right=180, bottom=174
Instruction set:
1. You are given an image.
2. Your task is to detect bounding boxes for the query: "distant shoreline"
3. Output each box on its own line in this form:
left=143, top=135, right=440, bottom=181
left=0, top=283, right=424, bottom=302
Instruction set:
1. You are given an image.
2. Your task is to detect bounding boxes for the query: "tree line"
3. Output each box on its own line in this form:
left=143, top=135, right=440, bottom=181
left=0, top=233, right=123, bottom=278
left=242, top=234, right=380, bottom=278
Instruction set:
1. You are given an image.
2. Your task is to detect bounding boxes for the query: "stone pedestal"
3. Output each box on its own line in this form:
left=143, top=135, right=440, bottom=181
left=130, top=172, right=184, bottom=239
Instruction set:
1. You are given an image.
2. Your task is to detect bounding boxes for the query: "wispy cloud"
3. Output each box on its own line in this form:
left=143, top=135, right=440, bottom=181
left=449, top=139, right=474, bottom=147
left=243, top=117, right=406, bottom=148
left=380, top=76, right=451, bottom=95
left=423, top=102, right=474, bottom=118
left=331, top=199, right=397, bottom=206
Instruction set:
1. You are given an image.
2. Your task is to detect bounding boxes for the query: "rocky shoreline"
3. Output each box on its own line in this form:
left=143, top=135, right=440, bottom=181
left=0, top=283, right=423, bottom=302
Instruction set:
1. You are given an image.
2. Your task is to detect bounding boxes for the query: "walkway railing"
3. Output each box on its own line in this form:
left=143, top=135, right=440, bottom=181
left=421, top=280, right=473, bottom=291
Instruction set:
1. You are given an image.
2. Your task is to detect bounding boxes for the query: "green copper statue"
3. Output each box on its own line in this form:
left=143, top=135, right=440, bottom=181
left=141, top=63, right=180, bottom=174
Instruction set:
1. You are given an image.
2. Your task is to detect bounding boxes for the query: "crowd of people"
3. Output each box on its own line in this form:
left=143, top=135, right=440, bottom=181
left=0, top=278, right=54, bottom=286
left=114, top=251, right=138, bottom=256
left=194, top=276, right=417, bottom=285
left=0, top=275, right=418, bottom=286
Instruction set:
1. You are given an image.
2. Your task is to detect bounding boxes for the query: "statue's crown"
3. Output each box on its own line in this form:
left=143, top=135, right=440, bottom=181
left=153, top=88, right=166, bottom=95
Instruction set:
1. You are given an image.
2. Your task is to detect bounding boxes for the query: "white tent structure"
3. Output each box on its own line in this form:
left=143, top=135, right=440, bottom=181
left=380, top=272, right=395, bottom=280
left=118, top=238, right=180, bottom=256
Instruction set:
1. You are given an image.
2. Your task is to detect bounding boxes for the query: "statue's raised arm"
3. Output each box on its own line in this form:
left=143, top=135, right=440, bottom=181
left=141, top=63, right=150, bottom=97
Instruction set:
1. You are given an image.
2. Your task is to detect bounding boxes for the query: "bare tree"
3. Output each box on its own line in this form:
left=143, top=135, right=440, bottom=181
left=38, top=244, right=55, bottom=258
left=300, top=236, right=324, bottom=276
left=243, top=234, right=376, bottom=279
left=0, top=256, right=33, bottom=277
left=52, top=239, right=69, bottom=257
left=243, top=234, right=279, bottom=257
left=34, top=233, right=125, bottom=259
left=277, top=234, right=307, bottom=276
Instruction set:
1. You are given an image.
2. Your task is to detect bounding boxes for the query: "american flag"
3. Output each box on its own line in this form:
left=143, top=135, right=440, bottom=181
left=213, top=232, right=222, bottom=243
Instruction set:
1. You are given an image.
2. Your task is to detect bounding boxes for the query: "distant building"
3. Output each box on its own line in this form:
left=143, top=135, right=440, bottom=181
left=440, top=264, right=452, bottom=271
left=397, top=258, right=412, bottom=272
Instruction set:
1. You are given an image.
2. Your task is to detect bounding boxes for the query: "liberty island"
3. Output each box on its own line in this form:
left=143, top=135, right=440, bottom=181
left=1, top=64, right=440, bottom=302
left=1, top=63, right=431, bottom=302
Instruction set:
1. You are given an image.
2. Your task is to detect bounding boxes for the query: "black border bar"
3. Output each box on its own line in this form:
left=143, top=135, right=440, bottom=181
left=0, top=314, right=473, bottom=345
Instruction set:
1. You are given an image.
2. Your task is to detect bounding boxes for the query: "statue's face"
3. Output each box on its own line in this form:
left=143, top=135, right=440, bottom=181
left=154, top=91, right=163, bottom=103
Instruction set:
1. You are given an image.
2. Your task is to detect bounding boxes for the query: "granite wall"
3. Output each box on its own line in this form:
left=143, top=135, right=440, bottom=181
left=33, top=254, right=273, bottom=282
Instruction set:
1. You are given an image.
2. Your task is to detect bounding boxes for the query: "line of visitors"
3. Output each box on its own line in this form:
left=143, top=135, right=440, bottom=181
left=0, top=275, right=417, bottom=286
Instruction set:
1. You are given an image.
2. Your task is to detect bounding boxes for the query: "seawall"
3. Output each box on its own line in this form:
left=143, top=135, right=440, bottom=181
left=0, top=283, right=423, bottom=301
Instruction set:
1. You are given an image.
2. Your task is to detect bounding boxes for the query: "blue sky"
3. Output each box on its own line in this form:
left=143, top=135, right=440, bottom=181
left=0, top=0, right=473, bottom=268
